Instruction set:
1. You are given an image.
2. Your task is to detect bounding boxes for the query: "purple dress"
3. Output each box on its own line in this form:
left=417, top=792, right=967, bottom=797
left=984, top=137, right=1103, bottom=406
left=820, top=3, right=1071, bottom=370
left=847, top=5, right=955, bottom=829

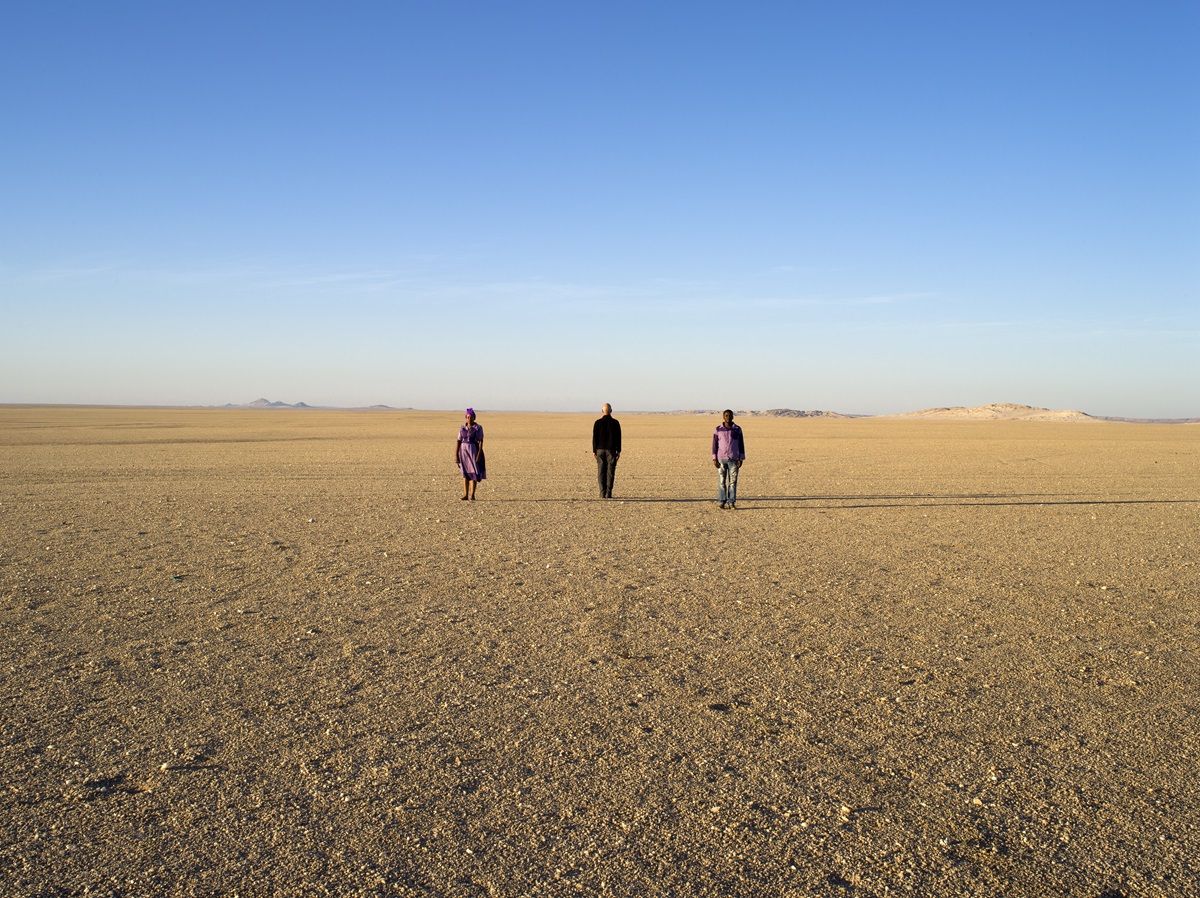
left=457, top=423, right=486, bottom=481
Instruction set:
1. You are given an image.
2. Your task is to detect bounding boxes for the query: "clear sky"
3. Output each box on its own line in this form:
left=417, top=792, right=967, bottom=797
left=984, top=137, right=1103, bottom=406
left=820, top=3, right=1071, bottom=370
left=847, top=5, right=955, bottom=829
left=3, top=2, right=1197, bottom=416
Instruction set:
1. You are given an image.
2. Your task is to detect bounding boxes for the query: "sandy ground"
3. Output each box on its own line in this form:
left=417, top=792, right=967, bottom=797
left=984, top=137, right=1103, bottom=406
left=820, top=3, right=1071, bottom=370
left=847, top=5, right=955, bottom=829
left=2, top=406, right=1198, bottom=897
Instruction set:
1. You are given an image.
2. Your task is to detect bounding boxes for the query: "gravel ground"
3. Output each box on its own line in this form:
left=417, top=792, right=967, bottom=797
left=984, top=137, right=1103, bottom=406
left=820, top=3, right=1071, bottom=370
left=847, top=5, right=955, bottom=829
left=2, top=407, right=1198, bottom=897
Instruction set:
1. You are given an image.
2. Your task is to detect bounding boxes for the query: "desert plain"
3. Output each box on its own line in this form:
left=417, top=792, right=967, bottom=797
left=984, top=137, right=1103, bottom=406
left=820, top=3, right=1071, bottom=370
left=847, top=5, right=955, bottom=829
left=1, top=405, right=1198, bottom=898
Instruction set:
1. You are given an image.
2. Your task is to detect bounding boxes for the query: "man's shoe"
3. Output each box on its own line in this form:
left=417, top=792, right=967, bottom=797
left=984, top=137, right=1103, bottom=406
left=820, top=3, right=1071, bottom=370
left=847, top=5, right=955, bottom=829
left=729, top=503, right=736, bottom=510
left=719, top=502, right=726, bottom=509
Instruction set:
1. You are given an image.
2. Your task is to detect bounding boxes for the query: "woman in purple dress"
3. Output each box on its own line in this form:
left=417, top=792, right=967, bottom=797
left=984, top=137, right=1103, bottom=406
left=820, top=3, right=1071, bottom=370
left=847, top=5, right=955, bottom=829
left=455, top=408, right=486, bottom=500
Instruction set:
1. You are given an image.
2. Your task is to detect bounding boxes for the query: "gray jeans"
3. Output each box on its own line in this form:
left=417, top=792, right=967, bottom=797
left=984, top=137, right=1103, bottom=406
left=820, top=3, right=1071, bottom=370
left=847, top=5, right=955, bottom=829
left=595, top=450, right=618, bottom=497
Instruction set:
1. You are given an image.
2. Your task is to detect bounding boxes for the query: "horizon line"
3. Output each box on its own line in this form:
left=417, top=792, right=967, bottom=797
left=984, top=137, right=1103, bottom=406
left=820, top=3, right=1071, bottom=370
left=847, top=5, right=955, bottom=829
left=1, top=401, right=1197, bottom=424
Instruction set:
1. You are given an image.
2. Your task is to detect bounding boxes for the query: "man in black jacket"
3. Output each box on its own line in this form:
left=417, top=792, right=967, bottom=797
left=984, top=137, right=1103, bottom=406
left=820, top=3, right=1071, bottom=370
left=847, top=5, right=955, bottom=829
left=592, top=403, right=622, bottom=499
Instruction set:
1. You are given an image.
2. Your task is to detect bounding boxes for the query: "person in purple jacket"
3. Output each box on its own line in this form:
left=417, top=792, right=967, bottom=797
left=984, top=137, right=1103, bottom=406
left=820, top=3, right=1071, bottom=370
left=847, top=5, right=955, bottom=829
left=456, top=408, right=486, bottom=500
left=712, top=409, right=745, bottom=509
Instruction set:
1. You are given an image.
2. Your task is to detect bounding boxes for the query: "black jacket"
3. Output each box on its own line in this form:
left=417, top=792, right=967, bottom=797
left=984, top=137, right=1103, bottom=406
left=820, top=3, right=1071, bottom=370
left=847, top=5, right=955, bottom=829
left=592, top=415, right=622, bottom=454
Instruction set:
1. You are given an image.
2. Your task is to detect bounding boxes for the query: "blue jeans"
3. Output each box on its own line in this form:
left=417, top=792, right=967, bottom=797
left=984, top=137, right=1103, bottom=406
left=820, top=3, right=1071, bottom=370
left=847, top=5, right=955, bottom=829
left=717, top=459, right=740, bottom=504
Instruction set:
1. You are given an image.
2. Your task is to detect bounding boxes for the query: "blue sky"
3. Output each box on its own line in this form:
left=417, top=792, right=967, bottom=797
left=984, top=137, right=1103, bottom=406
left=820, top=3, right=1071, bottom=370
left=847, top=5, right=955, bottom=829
left=3, top=1, right=1197, bottom=416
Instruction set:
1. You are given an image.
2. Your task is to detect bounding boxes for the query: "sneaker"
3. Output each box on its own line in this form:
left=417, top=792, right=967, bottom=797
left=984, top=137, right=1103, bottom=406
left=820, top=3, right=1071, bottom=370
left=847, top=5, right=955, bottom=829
left=728, top=503, right=737, bottom=510
left=719, top=502, right=726, bottom=509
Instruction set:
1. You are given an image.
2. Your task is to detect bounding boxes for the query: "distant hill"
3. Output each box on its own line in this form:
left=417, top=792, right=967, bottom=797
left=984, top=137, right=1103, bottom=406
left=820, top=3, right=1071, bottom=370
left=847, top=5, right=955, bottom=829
left=241, top=398, right=312, bottom=409
left=230, top=399, right=397, bottom=410
left=659, top=409, right=862, bottom=418
left=1097, top=415, right=1200, bottom=424
left=755, top=409, right=863, bottom=419
left=892, top=403, right=1098, bottom=422
left=887, top=403, right=1197, bottom=424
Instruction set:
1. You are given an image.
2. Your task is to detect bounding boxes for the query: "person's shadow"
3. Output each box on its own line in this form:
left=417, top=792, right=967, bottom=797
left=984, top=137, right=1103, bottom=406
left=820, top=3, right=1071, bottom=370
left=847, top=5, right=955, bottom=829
left=565, top=493, right=1199, bottom=509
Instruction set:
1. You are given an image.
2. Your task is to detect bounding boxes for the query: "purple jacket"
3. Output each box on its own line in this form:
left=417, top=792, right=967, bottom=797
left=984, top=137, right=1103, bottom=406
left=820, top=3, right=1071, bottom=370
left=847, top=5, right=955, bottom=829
left=712, top=424, right=745, bottom=461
